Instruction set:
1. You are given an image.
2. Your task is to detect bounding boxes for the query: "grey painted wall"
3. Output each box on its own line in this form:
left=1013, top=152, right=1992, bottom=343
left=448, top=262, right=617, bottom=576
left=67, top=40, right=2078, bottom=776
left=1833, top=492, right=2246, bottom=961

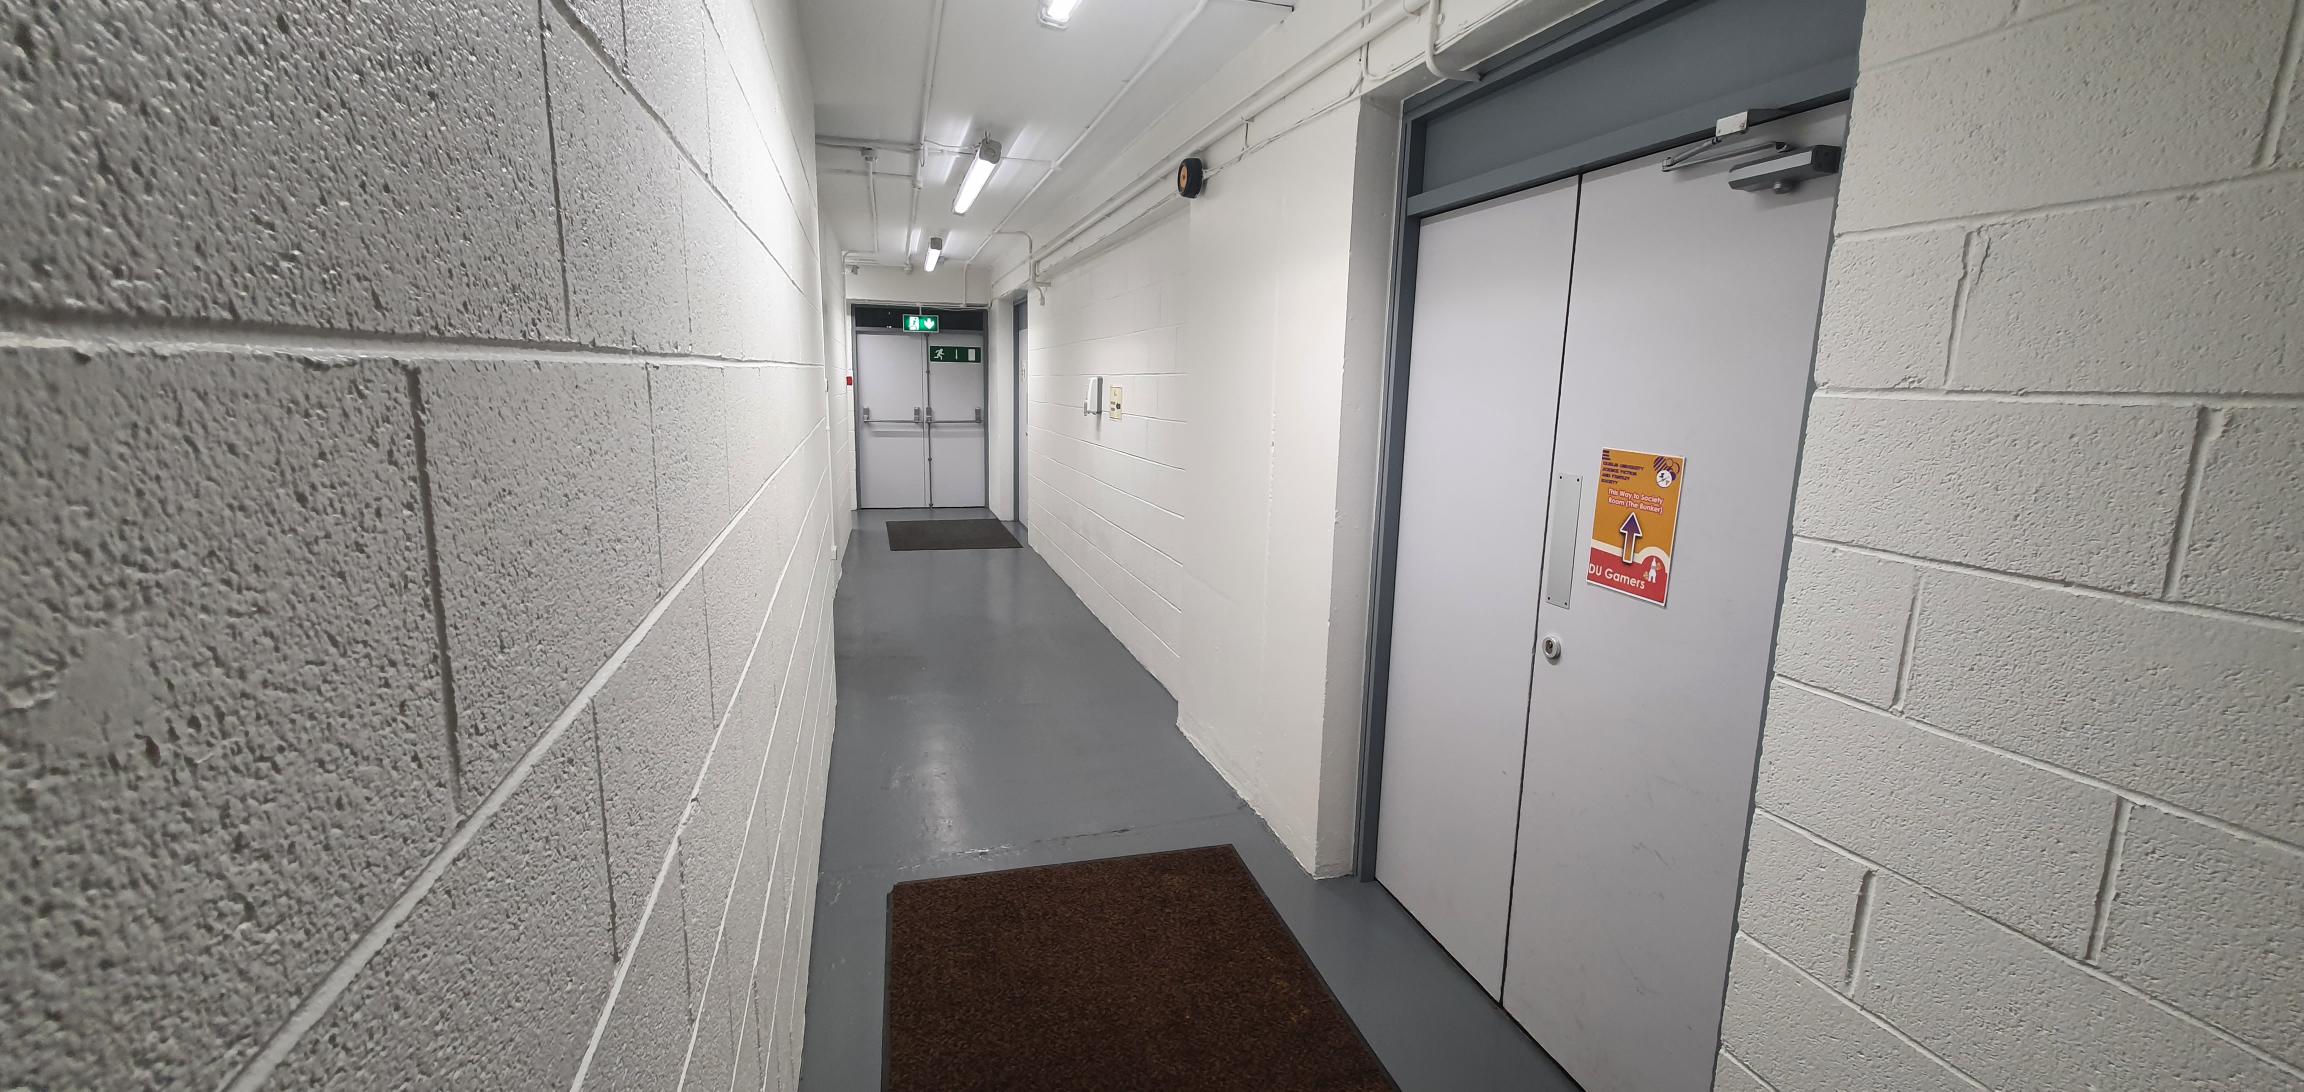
left=0, top=0, right=843, bottom=1087
left=1720, top=1, right=2304, bottom=1088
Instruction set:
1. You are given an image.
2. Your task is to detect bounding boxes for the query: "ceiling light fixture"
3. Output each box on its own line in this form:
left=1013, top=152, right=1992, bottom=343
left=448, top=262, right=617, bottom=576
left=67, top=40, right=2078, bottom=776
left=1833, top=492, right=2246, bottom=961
left=1038, top=0, right=1083, bottom=29
left=953, top=138, right=1002, bottom=216
left=923, top=235, right=945, bottom=273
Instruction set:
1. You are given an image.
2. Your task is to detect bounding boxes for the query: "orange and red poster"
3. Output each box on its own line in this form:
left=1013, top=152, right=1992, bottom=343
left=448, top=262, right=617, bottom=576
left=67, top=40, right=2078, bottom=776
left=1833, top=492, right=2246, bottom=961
left=1587, top=448, right=1685, bottom=607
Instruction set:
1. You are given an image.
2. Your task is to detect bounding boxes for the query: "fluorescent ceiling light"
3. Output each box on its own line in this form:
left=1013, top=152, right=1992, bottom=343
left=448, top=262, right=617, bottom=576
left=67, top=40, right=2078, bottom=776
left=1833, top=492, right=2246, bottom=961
left=924, top=236, right=944, bottom=273
left=953, top=138, right=1001, bottom=216
left=1039, top=0, right=1082, bottom=28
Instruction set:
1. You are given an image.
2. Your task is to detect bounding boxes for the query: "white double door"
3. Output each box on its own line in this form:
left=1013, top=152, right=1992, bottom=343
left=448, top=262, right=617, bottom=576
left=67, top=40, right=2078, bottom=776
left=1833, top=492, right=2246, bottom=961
left=1374, top=105, right=1846, bottom=1092
left=855, top=330, right=988, bottom=508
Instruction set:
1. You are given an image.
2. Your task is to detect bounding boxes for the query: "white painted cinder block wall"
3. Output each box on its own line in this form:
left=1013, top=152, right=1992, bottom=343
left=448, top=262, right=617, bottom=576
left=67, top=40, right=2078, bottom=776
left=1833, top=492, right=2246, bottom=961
left=1027, top=214, right=1194, bottom=690
left=1017, top=86, right=1398, bottom=876
left=0, top=0, right=845, bottom=1086
left=999, top=0, right=1580, bottom=879
left=1718, top=1, right=2304, bottom=1089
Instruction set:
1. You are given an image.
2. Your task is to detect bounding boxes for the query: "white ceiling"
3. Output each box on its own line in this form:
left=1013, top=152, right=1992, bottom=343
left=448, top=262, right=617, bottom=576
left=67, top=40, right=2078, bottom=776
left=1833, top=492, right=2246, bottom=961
left=798, top=0, right=1291, bottom=273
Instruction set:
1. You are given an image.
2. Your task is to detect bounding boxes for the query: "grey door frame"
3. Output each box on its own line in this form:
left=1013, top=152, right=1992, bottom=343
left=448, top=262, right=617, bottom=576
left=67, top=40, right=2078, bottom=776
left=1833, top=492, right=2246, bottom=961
left=850, top=311, right=993, bottom=510
left=1352, top=0, right=1863, bottom=877
left=1012, top=295, right=1028, bottom=526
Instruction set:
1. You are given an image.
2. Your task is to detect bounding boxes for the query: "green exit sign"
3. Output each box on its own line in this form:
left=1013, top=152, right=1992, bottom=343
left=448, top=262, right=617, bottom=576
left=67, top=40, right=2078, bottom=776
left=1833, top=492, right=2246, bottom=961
left=903, top=314, right=940, bottom=332
left=929, top=346, right=982, bottom=364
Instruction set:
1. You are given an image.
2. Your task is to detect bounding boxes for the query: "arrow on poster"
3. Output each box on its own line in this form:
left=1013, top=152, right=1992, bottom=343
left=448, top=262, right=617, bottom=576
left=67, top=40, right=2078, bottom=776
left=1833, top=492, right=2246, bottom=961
left=1587, top=448, right=1685, bottom=608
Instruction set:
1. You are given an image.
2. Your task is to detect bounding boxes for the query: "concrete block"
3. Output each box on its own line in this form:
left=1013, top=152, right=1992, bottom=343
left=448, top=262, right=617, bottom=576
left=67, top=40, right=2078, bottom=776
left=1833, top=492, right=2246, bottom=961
left=687, top=532, right=824, bottom=975
left=741, top=645, right=829, bottom=1092
left=1836, top=0, right=2289, bottom=229
left=761, top=688, right=831, bottom=1086
left=2285, top=67, right=2304, bottom=168
left=0, top=348, right=447, bottom=1088
left=732, top=979, right=769, bottom=1092
left=269, top=735, right=614, bottom=1089
left=2100, top=807, right=2304, bottom=1068
left=684, top=619, right=784, bottom=959
left=2179, top=409, right=2304, bottom=622
left=1772, top=541, right=1916, bottom=705
left=1905, top=570, right=2304, bottom=844
left=560, top=0, right=623, bottom=60
left=728, top=367, right=822, bottom=502
left=703, top=31, right=758, bottom=204
left=750, top=674, right=826, bottom=1022
left=1714, top=1051, right=1771, bottom=1092
left=421, top=360, right=660, bottom=801
left=686, top=176, right=774, bottom=360
left=747, top=68, right=812, bottom=237
left=1957, top=179, right=2304, bottom=394
left=1757, top=683, right=2115, bottom=953
left=584, top=850, right=695, bottom=1092
left=702, top=452, right=818, bottom=718
left=717, top=682, right=811, bottom=1016
left=704, top=33, right=806, bottom=263
left=1735, top=813, right=1870, bottom=984
left=592, top=593, right=714, bottom=955
left=1856, top=0, right=2012, bottom=66
left=1811, top=229, right=1966, bottom=390
left=0, top=0, right=560, bottom=336
left=683, top=925, right=746, bottom=1092
left=778, top=698, right=835, bottom=1087
left=623, top=0, right=709, bottom=160
left=688, top=638, right=823, bottom=1092
left=1793, top=398, right=2194, bottom=594
left=548, top=22, right=692, bottom=352
left=1718, top=935, right=1972, bottom=1092
left=701, top=499, right=773, bottom=719
left=650, top=364, right=733, bottom=588
left=1859, top=876, right=2294, bottom=1091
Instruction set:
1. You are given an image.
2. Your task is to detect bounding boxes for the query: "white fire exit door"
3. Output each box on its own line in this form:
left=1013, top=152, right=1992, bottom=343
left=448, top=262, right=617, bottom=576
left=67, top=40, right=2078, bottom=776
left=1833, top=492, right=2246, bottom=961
left=1375, top=104, right=1847, bottom=1092
left=855, top=329, right=988, bottom=508
left=857, top=331, right=928, bottom=508
left=928, top=339, right=988, bottom=507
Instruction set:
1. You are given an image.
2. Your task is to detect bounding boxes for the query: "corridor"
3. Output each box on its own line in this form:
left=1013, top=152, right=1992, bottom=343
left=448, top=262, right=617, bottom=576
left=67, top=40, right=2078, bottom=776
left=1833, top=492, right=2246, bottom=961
left=799, top=510, right=1575, bottom=1089
left=6, top=0, right=2301, bottom=1087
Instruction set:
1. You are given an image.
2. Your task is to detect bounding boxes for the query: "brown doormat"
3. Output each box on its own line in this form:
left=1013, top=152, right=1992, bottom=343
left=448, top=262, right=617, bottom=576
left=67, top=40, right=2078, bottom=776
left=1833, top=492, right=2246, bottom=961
left=884, top=845, right=1398, bottom=1092
left=884, top=518, right=1022, bottom=551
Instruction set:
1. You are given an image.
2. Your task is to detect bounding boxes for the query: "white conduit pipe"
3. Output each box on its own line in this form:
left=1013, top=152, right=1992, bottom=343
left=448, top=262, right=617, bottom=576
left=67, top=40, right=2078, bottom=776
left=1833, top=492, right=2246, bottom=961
left=860, top=147, right=882, bottom=259
left=967, top=0, right=1212, bottom=268
left=1040, top=0, right=1421, bottom=262
left=1413, top=0, right=1478, bottom=83
left=979, top=231, right=1046, bottom=303
left=906, top=0, right=949, bottom=271
left=1039, top=0, right=1475, bottom=271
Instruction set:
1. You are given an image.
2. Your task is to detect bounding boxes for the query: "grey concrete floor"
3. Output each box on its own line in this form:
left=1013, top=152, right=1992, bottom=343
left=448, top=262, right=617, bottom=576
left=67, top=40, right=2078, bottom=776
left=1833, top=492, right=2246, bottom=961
left=799, top=508, right=1578, bottom=1091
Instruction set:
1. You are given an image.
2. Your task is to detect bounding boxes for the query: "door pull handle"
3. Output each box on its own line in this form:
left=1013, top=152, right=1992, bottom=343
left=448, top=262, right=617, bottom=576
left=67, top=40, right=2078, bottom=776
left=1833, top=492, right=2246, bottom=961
left=1544, top=474, right=1582, bottom=609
